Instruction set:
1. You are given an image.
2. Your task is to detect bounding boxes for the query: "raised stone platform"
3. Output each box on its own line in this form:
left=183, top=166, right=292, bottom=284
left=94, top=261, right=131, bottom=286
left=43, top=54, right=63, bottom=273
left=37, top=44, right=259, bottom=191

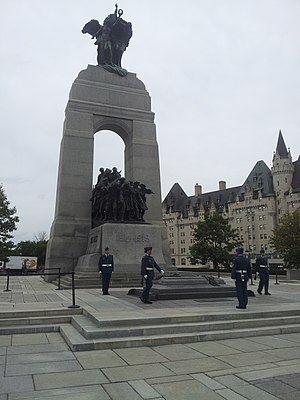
left=128, top=272, right=244, bottom=300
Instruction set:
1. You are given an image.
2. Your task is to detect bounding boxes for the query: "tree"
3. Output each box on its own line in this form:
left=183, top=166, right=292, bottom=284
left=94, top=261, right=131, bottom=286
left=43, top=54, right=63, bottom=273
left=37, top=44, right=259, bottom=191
left=0, top=184, right=19, bottom=264
left=33, top=231, right=48, bottom=242
left=189, top=213, right=242, bottom=272
left=270, top=209, right=300, bottom=269
left=14, top=239, right=48, bottom=267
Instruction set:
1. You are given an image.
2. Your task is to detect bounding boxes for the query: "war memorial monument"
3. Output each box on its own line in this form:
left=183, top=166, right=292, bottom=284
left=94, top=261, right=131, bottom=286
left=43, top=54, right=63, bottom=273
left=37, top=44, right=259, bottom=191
left=45, top=5, right=236, bottom=299
left=45, top=5, right=173, bottom=284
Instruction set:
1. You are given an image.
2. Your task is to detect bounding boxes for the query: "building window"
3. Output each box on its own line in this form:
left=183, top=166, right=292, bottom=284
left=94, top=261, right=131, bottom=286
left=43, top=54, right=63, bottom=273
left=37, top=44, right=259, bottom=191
left=181, top=258, right=186, bottom=265
left=181, top=248, right=186, bottom=254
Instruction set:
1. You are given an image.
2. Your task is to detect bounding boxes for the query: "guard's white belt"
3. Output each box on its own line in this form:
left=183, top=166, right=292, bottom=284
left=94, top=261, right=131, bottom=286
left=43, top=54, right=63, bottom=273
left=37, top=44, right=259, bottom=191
left=237, top=270, right=247, bottom=273
left=146, top=267, right=153, bottom=270
left=102, top=264, right=112, bottom=267
left=259, top=265, right=267, bottom=268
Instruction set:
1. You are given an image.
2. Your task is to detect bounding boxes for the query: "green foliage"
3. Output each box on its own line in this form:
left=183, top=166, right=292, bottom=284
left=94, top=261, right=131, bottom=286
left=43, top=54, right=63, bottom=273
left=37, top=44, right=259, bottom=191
left=189, top=213, right=242, bottom=268
left=0, top=185, right=19, bottom=263
left=270, top=209, right=300, bottom=269
left=13, top=240, right=48, bottom=267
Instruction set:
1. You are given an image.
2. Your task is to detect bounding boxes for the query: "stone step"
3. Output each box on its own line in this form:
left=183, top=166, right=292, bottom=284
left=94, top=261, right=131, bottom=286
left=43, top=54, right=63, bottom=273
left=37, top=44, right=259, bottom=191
left=2, top=307, right=300, bottom=351
left=0, top=315, right=72, bottom=327
left=60, top=321, right=300, bottom=351
left=71, top=313, right=300, bottom=340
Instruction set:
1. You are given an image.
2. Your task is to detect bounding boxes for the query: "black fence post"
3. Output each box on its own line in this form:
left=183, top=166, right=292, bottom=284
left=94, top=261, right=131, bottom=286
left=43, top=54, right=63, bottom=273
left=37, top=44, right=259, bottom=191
left=217, top=266, right=220, bottom=278
left=274, top=267, right=280, bottom=285
left=4, top=270, right=12, bottom=292
left=55, top=268, right=62, bottom=290
left=68, top=271, right=80, bottom=309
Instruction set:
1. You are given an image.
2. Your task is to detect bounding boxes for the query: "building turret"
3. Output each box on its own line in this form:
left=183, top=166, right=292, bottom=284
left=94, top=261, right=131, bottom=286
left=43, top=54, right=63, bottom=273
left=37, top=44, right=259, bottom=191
left=271, top=130, right=294, bottom=221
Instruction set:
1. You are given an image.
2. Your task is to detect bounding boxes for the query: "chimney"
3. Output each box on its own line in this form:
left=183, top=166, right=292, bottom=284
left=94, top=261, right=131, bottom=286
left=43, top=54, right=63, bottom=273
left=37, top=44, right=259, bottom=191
left=195, top=183, right=202, bottom=196
left=219, top=181, right=226, bottom=190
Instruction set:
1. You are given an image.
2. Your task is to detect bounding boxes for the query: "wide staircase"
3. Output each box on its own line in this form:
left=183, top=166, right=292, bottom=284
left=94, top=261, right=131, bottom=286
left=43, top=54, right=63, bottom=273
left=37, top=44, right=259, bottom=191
left=1, top=307, right=300, bottom=351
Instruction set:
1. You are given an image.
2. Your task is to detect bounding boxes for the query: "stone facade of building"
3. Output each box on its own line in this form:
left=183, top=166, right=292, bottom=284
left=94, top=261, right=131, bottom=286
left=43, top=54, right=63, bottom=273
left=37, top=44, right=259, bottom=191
left=162, top=131, right=300, bottom=266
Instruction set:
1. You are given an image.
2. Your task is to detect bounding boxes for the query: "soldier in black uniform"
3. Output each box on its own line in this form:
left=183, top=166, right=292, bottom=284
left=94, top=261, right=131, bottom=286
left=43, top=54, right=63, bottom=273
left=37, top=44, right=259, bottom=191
left=98, top=247, right=114, bottom=295
left=256, top=249, right=271, bottom=295
left=140, top=246, right=164, bottom=304
left=231, top=248, right=252, bottom=309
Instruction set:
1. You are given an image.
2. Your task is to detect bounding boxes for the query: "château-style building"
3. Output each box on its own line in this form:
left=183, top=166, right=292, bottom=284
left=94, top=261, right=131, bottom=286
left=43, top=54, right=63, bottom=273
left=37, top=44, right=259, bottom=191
left=162, top=131, right=300, bottom=266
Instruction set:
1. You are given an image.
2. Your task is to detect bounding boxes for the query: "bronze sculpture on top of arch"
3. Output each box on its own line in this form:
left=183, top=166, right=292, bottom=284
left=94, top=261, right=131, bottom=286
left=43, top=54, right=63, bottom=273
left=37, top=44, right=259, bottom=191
left=91, top=167, right=153, bottom=227
left=82, top=4, right=132, bottom=76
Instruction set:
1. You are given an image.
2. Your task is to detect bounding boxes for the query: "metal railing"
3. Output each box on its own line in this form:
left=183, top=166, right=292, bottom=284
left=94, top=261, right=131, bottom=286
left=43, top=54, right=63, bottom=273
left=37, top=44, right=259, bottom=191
left=2, top=268, right=80, bottom=309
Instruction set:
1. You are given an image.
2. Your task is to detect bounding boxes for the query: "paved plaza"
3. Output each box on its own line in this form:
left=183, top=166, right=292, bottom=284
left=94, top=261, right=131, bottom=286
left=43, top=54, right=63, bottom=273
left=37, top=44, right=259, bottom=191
left=0, top=275, right=300, bottom=399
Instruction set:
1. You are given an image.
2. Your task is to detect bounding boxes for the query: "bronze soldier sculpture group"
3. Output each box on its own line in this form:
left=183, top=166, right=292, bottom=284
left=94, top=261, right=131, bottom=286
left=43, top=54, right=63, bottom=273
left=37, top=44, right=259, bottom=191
left=82, top=3, right=132, bottom=76
left=91, top=167, right=153, bottom=227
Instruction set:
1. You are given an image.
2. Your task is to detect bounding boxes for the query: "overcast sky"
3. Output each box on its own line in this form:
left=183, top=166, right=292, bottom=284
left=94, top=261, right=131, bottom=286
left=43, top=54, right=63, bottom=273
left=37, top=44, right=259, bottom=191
left=1, top=0, right=300, bottom=243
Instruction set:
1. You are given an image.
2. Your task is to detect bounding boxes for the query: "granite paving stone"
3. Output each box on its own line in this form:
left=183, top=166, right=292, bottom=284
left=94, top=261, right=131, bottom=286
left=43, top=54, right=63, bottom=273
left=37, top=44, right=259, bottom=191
left=215, top=388, right=251, bottom=400
left=5, top=359, right=82, bottom=376
left=214, top=374, right=249, bottom=388
left=8, top=384, right=108, bottom=399
left=278, top=373, right=300, bottom=389
left=11, top=333, right=48, bottom=346
left=0, top=357, right=5, bottom=366
left=217, top=338, right=272, bottom=352
left=277, top=392, right=300, bottom=400
left=7, top=343, right=68, bottom=355
left=233, top=383, right=286, bottom=399
left=114, top=347, right=169, bottom=365
left=216, top=351, right=282, bottom=367
left=0, top=375, right=34, bottom=394
left=129, top=379, right=162, bottom=399
left=265, top=347, right=300, bottom=361
left=103, top=382, right=143, bottom=400
left=0, top=337, right=11, bottom=347
left=187, top=341, right=242, bottom=356
left=255, top=380, right=298, bottom=396
left=146, top=375, right=193, bottom=385
left=275, top=359, right=300, bottom=367
left=278, top=334, right=300, bottom=344
left=238, top=363, right=300, bottom=381
left=6, top=350, right=75, bottom=365
left=45, top=332, right=66, bottom=343
left=162, top=357, right=231, bottom=374
left=153, top=379, right=225, bottom=400
left=207, top=363, right=279, bottom=378
left=33, top=369, right=109, bottom=390
left=74, top=349, right=127, bottom=369
left=10, top=391, right=109, bottom=400
left=152, top=343, right=208, bottom=360
left=247, top=336, right=300, bottom=348
left=102, top=363, right=174, bottom=383
left=191, top=373, right=226, bottom=390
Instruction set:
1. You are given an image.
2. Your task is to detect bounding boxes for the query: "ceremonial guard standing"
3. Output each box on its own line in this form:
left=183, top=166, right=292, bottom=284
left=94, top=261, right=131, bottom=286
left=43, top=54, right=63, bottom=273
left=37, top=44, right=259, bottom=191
left=256, top=249, right=271, bottom=295
left=98, top=247, right=114, bottom=295
left=140, top=247, right=164, bottom=304
left=231, top=248, right=252, bottom=309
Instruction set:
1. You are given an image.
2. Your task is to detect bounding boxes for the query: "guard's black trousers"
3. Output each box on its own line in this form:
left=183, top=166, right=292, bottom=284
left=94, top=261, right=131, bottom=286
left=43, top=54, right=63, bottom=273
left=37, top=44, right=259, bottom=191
left=101, top=272, right=112, bottom=295
left=142, top=276, right=153, bottom=301
left=235, top=280, right=248, bottom=308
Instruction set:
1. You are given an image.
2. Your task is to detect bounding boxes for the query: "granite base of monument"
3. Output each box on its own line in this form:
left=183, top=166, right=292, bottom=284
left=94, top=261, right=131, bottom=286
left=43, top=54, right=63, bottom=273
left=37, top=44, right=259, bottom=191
left=50, top=223, right=172, bottom=289
left=128, top=272, right=255, bottom=301
left=76, top=222, right=167, bottom=273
